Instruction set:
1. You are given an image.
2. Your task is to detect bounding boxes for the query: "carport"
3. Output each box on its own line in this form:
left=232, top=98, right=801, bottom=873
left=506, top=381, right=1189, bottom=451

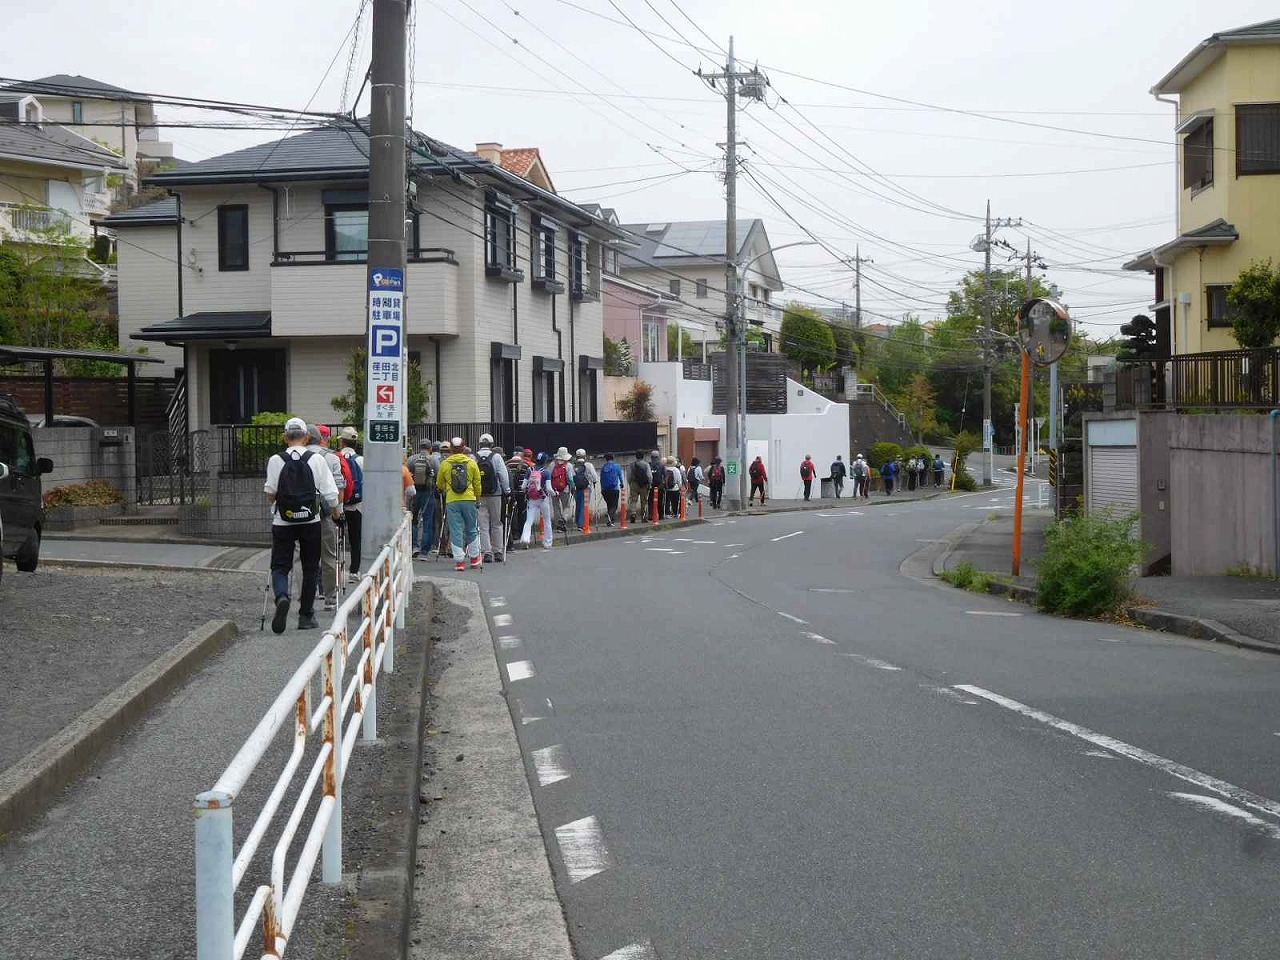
left=0, top=345, right=162, bottom=426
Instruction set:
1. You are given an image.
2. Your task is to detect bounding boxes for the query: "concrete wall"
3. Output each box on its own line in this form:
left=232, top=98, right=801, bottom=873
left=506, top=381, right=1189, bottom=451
left=1168, top=413, right=1279, bottom=576
left=31, top=426, right=136, bottom=509
left=848, top=395, right=914, bottom=452
left=746, top=381, right=851, bottom=501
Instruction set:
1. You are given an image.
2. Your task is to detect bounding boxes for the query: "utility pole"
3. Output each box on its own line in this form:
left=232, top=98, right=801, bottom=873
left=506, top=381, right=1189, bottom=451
left=851, top=247, right=873, bottom=329
left=700, top=38, right=765, bottom=510
left=974, top=201, right=1019, bottom=486
left=363, top=0, right=408, bottom=566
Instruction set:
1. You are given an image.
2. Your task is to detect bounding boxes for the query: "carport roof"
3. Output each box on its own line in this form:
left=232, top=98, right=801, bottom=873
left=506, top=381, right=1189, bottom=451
left=0, top=344, right=160, bottom=365
left=132, top=311, right=272, bottom=342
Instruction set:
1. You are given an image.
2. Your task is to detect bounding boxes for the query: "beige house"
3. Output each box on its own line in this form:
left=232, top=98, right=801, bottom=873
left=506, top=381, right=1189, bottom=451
left=1124, top=18, right=1280, bottom=354
left=99, top=121, right=624, bottom=428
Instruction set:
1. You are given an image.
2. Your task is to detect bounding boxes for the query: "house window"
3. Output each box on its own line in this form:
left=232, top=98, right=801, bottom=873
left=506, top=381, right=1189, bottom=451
left=492, top=358, right=515, bottom=421
left=642, top=313, right=663, bottom=362
left=209, top=349, right=286, bottom=424
left=669, top=278, right=681, bottom=297
left=217, top=205, right=249, bottom=272
left=579, top=369, right=598, bottom=421
left=570, top=232, right=587, bottom=295
left=325, top=204, right=368, bottom=261
left=72, top=101, right=83, bottom=124
left=484, top=192, right=518, bottom=277
left=1236, top=103, right=1280, bottom=176
left=1206, top=284, right=1235, bottom=328
left=696, top=278, right=708, bottom=299
left=1183, top=118, right=1213, bottom=191
left=534, top=217, right=557, bottom=280
left=534, top=369, right=557, bottom=422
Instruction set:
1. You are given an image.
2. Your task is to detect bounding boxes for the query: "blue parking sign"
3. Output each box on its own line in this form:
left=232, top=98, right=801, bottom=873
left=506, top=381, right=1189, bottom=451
left=371, top=324, right=400, bottom=357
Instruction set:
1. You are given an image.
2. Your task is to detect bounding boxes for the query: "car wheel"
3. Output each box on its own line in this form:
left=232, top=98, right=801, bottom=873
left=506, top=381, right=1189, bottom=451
left=15, top=528, right=40, bottom=572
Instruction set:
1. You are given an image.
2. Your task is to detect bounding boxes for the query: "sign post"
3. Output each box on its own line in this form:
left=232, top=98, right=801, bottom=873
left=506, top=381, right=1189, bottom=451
left=366, top=268, right=405, bottom=445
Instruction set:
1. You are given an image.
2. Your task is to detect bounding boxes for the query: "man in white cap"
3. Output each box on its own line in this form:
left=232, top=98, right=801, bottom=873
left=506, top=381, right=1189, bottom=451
left=436, top=435, right=483, bottom=570
left=264, top=418, right=341, bottom=633
left=550, top=446, right=574, bottom=531
left=475, top=433, right=510, bottom=563
left=571, top=448, right=599, bottom=530
left=336, top=426, right=364, bottom=577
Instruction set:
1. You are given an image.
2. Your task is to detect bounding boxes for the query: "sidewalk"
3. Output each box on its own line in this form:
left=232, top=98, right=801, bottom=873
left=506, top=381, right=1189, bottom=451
left=937, top=512, right=1280, bottom=653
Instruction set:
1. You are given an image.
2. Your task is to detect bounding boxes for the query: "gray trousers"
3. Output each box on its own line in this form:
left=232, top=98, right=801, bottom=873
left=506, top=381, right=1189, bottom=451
left=478, top=495, right=505, bottom=557
left=321, top=516, right=338, bottom=599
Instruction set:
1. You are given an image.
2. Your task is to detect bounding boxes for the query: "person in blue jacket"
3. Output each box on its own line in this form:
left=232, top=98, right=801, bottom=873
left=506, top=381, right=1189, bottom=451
left=599, top=452, right=624, bottom=526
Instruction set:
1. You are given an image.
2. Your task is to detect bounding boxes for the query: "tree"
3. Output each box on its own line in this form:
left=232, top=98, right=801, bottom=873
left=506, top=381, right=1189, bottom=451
left=1227, top=259, right=1280, bottom=350
left=896, top=373, right=940, bottom=442
left=614, top=380, right=655, bottom=421
left=604, top=335, right=634, bottom=376
left=666, top=324, right=702, bottom=360
left=779, top=303, right=836, bottom=373
left=331, top=348, right=430, bottom=425
left=829, top=319, right=858, bottom=366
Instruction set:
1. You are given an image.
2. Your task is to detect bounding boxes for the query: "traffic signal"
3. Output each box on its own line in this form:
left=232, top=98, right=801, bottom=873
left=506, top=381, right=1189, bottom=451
left=1118, top=314, right=1157, bottom=361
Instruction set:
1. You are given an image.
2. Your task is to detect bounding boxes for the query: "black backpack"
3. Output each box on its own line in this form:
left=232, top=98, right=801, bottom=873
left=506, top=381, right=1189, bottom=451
left=509, top=462, right=529, bottom=493
left=449, top=459, right=470, bottom=494
left=275, top=451, right=320, bottom=523
left=410, top=453, right=434, bottom=490
left=478, top=454, right=498, bottom=496
left=651, top=462, right=666, bottom=490
left=573, top=461, right=591, bottom=491
left=665, top=468, right=680, bottom=492
left=631, top=461, right=649, bottom=487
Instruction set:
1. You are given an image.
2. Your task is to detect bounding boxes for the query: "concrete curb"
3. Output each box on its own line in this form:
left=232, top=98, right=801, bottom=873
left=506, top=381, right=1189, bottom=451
left=42, top=558, right=260, bottom=575
left=0, top=619, right=237, bottom=839
left=46, top=533, right=265, bottom=548
left=351, top=583, right=436, bottom=958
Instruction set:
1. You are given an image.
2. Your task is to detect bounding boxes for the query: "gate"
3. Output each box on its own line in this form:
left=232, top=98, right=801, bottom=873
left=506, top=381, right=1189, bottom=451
left=136, top=429, right=210, bottom=506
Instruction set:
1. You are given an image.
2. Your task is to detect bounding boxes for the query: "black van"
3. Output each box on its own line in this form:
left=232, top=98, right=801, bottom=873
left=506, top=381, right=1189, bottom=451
left=0, top=394, right=54, bottom=576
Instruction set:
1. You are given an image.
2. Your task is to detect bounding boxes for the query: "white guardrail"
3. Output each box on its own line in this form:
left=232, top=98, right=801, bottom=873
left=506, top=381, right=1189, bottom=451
left=194, top=514, right=414, bottom=960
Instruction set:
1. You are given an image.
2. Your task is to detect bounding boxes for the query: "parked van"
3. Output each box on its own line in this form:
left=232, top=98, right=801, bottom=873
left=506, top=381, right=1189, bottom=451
left=0, top=394, right=54, bottom=576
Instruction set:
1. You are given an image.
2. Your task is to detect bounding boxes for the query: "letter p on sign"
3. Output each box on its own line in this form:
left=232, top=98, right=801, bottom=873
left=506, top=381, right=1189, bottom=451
left=371, top=324, right=400, bottom=358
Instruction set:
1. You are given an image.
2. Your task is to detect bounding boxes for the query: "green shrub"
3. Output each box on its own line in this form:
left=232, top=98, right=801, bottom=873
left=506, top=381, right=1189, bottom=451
left=950, top=431, right=980, bottom=491
left=238, top=411, right=295, bottom=470
left=43, top=480, right=124, bottom=509
left=952, top=470, right=978, bottom=492
left=1035, top=511, right=1145, bottom=617
left=902, top=444, right=931, bottom=464
left=940, top=561, right=976, bottom=588
left=868, top=441, right=903, bottom=469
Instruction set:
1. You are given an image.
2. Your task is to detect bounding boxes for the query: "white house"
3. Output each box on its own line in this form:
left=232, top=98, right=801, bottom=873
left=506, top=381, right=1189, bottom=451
left=99, top=121, right=626, bottom=429
left=0, top=93, right=126, bottom=242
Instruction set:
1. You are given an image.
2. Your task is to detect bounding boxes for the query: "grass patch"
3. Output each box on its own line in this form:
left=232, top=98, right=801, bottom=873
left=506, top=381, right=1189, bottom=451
left=1225, top=562, right=1277, bottom=579
left=940, top=561, right=995, bottom=594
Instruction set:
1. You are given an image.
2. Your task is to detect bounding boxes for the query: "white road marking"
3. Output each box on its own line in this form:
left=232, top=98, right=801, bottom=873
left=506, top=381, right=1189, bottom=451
left=810, top=587, right=856, bottom=593
left=839, top=653, right=902, bottom=671
left=726, top=554, right=740, bottom=560
left=1083, top=750, right=1116, bottom=759
left=489, top=597, right=507, bottom=607
left=498, top=635, right=522, bottom=650
left=958, top=685, right=1280, bottom=821
left=645, top=547, right=675, bottom=552
left=1099, top=638, right=1126, bottom=643
left=506, top=660, right=535, bottom=682
left=669, top=551, right=686, bottom=555
left=922, top=684, right=979, bottom=705
left=673, top=537, right=693, bottom=542
left=1168, top=793, right=1280, bottom=839
left=966, top=610, right=1023, bottom=617
left=598, top=943, right=658, bottom=960
left=493, top=613, right=513, bottom=627
left=771, top=531, right=804, bottom=542
left=804, top=632, right=836, bottom=645
left=778, top=612, right=807, bottom=624
left=691, top=540, right=717, bottom=544
left=531, top=745, right=573, bottom=787
left=555, top=815, right=612, bottom=883
left=726, top=543, right=745, bottom=547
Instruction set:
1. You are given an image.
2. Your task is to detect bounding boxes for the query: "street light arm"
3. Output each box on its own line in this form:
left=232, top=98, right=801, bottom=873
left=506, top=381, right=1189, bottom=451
left=738, top=240, right=818, bottom=274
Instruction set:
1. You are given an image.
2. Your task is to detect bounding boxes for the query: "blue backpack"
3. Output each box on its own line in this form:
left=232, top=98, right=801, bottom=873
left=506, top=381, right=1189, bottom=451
left=346, top=454, right=364, bottom=505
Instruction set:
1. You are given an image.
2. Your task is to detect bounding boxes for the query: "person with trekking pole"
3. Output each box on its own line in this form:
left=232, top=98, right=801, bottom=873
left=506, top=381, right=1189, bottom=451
left=476, top=433, right=510, bottom=563
left=437, top=436, right=483, bottom=571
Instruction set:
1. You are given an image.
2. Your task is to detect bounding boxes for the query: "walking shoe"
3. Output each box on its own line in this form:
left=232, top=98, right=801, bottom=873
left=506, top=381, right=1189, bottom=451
left=470, top=556, right=483, bottom=569
left=412, top=551, right=422, bottom=560
left=348, top=572, right=361, bottom=584
left=493, top=554, right=504, bottom=563
left=323, top=596, right=336, bottom=612
left=455, top=561, right=466, bottom=571
left=271, top=596, right=290, bottom=635
left=483, top=553, right=494, bottom=563
left=542, top=542, right=552, bottom=549
left=298, top=612, right=319, bottom=630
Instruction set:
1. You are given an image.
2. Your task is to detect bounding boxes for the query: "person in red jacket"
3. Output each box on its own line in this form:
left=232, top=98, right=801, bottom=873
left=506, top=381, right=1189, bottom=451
left=799, top=454, right=816, bottom=501
left=748, top=456, right=768, bottom=505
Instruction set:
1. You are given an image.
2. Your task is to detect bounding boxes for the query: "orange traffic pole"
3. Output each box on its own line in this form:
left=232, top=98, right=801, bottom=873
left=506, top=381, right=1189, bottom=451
left=698, top=493, right=704, bottom=519
left=1012, top=348, right=1031, bottom=577
left=680, top=485, right=688, bottom=521
left=651, top=486, right=659, bottom=524
left=583, top=493, right=592, bottom=535
left=620, top=489, right=628, bottom=530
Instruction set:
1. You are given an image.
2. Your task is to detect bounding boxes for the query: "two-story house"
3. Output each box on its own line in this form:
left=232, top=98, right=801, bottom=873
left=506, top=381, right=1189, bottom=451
left=100, top=121, right=623, bottom=429
left=5, top=75, right=174, bottom=188
left=1124, top=18, right=1280, bottom=354
left=0, top=93, right=125, bottom=242
left=611, top=218, right=784, bottom=357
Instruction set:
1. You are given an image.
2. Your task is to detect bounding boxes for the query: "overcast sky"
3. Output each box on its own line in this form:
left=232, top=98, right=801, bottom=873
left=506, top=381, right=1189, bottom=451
left=10, top=0, right=1278, bottom=337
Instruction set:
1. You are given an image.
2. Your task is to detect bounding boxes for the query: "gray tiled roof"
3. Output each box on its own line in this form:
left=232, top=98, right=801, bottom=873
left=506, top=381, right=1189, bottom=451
left=27, top=75, right=137, bottom=97
left=1216, top=18, right=1280, bottom=40
left=0, top=121, right=125, bottom=169
left=619, top=219, right=760, bottom=266
left=96, top=197, right=178, bottom=227
left=1153, top=19, right=1280, bottom=94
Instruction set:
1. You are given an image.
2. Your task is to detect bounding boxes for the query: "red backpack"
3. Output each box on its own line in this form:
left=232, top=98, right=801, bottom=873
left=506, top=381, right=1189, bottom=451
left=551, top=461, right=569, bottom=493
left=526, top=468, right=545, bottom=500
left=337, top=452, right=355, bottom=502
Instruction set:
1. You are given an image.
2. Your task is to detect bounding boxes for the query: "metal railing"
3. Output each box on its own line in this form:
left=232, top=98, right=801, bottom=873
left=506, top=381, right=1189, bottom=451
left=850, top=382, right=908, bottom=429
left=1115, top=347, right=1280, bottom=410
left=0, top=202, right=73, bottom=234
left=271, top=247, right=456, bottom=266
left=194, top=514, right=413, bottom=960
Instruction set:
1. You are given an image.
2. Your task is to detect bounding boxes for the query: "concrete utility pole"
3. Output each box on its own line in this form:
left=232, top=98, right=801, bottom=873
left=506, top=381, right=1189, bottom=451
left=976, top=201, right=1019, bottom=486
left=701, top=37, right=766, bottom=509
left=852, top=247, right=873, bottom=329
left=362, top=0, right=408, bottom=565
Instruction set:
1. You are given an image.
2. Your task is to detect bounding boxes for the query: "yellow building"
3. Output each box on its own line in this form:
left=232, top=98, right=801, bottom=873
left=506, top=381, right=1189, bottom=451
left=1125, top=18, right=1280, bottom=354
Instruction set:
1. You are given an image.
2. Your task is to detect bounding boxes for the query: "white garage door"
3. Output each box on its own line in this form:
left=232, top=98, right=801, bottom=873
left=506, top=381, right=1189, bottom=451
left=1087, top=446, right=1138, bottom=514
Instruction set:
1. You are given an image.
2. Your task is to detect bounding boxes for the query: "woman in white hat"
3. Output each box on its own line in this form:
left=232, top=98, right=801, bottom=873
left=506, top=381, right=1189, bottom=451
left=550, top=447, right=574, bottom=531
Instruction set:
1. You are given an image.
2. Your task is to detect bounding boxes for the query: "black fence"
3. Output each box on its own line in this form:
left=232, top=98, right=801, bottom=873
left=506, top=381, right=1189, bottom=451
left=408, top=421, right=658, bottom=457
left=1116, top=347, right=1280, bottom=410
left=682, top=359, right=712, bottom=382
left=136, top=429, right=210, bottom=505
left=711, top=351, right=788, bottom=415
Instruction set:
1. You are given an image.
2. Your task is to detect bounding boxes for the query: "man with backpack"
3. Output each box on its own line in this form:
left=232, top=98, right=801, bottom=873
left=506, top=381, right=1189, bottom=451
left=519, top=452, right=555, bottom=550
left=628, top=450, right=651, bottom=524
left=550, top=447, right=574, bottom=531
left=336, top=427, right=364, bottom=578
left=265, top=418, right=341, bottom=633
left=308, top=425, right=347, bottom=610
left=572, top=447, right=599, bottom=531
left=882, top=458, right=897, bottom=496
left=599, top=452, right=624, bottom=526
left=830, top=455, right=846, bottom=499
left=748, top=456, right=768, bottom=505
left=707, top=457, right=726, bottom=509
left=851, top=454, right=870, bottom=500
left=407, top=439, right=436, bottom=560
left=663, top=456, right=683, bottom=518
left=933, top=454, right=946, bottom=488
left=687, top=457, right=705, bottom=507
left=799, top=454, right=817, bottom=501
left=506, top=452, right=530, bottom=550
left=476, top=433, right=511, bottom=563
left=649, top=450, right=667, bottom=519
left=436, top=436, right=483, bottom=571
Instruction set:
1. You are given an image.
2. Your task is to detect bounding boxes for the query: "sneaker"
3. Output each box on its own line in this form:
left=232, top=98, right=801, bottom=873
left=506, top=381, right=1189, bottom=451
left=542, top=542, right=553, bottom=550
left=298, top=612, right=319, bottom=630
left=348, top=573, right=361, bottom=584
left=483, top=553, right=494, bottom=563
left=455, top=561, right=466, bottom=571
left=493, top=554, right=504, bottom=563
left=271, top=596, right=290, bottom=635
left=470, top=556, right=483, bottom=569
left=412, top=551, right=422, bottom=560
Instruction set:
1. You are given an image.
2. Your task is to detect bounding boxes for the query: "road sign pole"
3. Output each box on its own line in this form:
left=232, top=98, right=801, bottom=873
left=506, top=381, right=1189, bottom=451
left=1013, top=349, right=1031, bottom=577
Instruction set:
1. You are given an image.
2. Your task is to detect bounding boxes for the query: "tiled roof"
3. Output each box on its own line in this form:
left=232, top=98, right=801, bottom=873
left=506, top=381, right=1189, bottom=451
left=1153, top=18, right=1280, bottom=94
left=3, top=75, right=140, bottom=99
left=499, top=148, right=539, bottom=177
left=0, top=121, right=126, bottom=169
left=619, top=219, right=762, bottom=265
left=96, top=197, right=178, bottom=227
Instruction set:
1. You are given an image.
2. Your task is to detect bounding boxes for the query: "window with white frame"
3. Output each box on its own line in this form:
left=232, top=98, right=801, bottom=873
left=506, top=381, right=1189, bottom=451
left=642, top=313, right=663, bottom=363
left=484, top=192, right=517, bottom=273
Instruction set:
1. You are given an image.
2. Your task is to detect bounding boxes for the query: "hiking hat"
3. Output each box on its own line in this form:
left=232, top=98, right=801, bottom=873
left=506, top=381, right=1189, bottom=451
left=575, top=448, right=586, bottom=458
left=440, top=440, right=452, bottom=451
left=479, top=433, right=494, bottom=445
left=284, top=417, right=307, bottom=433
left=339, top=426, right=359, bottom=442
left=536, top=451, right=550, bottom=464
left=451, top=436, right=464, bottom=448
left=554, top=446, right=572, bottom=461
left=419, top=438, right=431, bottom=449
left=316, top=424, right=332, bottom=441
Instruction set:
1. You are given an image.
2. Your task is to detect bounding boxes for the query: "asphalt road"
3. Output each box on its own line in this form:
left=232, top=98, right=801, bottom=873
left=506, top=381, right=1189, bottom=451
left=460, top=486, right=1280, bottom=959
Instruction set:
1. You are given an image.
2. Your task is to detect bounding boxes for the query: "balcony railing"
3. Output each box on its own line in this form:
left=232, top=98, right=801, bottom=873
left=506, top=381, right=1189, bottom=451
left=272, top=247, right=457, bottom=266
left=1115, top=347, right=1280, bottom=410
left=0, top=202, right=73, bottom=235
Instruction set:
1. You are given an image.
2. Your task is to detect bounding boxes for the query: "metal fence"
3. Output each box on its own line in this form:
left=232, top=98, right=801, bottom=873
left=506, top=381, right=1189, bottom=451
left=407, top=420, right=658, bottom=456
left=137, top=429, right=210, bottom=505
left=194, top=515, right=413, bottom=960
left=1116, top=347, right=1280, bottom=410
